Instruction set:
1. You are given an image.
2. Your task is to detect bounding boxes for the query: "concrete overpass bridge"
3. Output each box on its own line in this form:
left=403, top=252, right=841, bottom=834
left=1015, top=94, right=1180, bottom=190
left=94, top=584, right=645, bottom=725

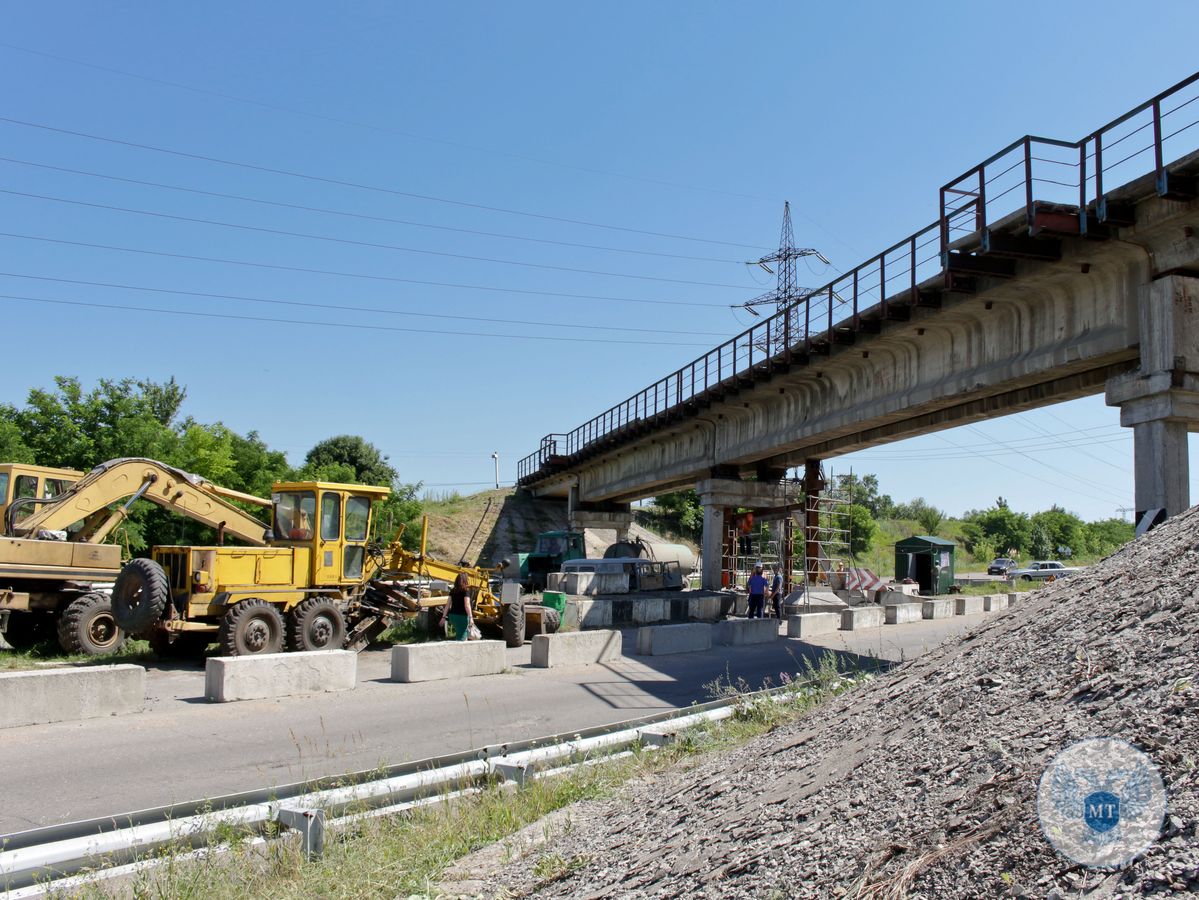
left=517, top=73, right=1199, bottom=588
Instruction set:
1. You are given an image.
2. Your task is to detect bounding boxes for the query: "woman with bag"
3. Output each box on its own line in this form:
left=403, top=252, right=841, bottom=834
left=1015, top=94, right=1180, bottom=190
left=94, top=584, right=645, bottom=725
left=441, top=572, right=474, bottom=641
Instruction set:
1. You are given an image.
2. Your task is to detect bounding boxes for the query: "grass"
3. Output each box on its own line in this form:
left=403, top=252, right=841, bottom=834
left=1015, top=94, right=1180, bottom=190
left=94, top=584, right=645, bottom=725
left=53, top=654, right=864, bottom=899
left=0, top=638, right=155, bottom=671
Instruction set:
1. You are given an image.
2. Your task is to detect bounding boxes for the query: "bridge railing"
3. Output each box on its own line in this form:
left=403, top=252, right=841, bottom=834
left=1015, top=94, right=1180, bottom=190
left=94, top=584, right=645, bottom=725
left=518, top=72, right=1199, bottom=486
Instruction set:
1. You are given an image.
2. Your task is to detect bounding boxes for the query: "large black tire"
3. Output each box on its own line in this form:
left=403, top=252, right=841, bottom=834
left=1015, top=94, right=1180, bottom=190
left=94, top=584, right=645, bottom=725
left=3, top=612, right=51, bottom=650
left=149, top=629, right=212, bottom=659
left=57, top=593, right=125, bottom=656
left=287, top=598, right=347, bottom=652
left=1022, top=575, right=1033, bottom=582
left=218, top=599, right=285, bottom=656
left=540, top=607, right=561, bottom=635
left=112, top=558, right=170, bottom=634
left=502, top=599, right=525, bottom=648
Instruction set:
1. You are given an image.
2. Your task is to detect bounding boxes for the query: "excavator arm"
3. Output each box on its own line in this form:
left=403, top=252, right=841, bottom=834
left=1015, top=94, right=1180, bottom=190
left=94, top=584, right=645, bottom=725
left=8, top=457, right=272, bottom=546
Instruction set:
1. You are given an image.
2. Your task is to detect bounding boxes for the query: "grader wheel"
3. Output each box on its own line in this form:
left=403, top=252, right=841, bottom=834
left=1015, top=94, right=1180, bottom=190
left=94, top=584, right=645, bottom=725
left=57, top=593, right=125, bottom=656
left=287, top=598, right=347, bottom=652
left=502, top=599, right=525, bottom=648
left=219, top=599, right=285, bottom=656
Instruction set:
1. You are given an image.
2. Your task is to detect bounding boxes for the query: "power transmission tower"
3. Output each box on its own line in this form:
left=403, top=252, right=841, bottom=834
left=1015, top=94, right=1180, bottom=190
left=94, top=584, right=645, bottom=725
left=734, top=202, right=830, bottom=353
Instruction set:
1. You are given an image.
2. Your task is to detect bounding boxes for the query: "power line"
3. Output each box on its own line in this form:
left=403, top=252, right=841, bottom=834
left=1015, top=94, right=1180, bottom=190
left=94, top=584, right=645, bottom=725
left=963, top=423, right=1127, bottom=500
left=0, top=186, right=755, bottom=290
left=854, top=423, right=1124, bottom=455
left=0, top=292, right=713, bottom=347
left=0, top=41, right=773, bottom=205
left=0, top=231, right=732, bottom=309
left=0, top=272, right=729, bottom=337
left=0, top=155, right=744, bottom=264
left=0, top=115, right=768, bottom=250
left=1017, top=414, right=1127, bottom=472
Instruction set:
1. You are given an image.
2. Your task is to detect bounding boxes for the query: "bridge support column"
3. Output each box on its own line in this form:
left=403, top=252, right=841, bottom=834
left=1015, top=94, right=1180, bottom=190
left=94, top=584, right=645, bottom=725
left=696, top=478, right=791, bottom=592
left=568, top=488, right=634, bottom=547
left=1106, top=274, right=1199, bottom=531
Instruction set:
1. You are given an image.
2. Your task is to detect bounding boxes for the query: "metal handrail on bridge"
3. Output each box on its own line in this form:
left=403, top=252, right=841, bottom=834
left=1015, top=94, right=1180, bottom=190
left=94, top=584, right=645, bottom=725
left=517, top=71, right=1199, bottom=487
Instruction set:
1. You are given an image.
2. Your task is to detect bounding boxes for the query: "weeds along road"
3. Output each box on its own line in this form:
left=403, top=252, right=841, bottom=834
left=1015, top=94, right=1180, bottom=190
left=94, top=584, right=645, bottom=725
left=0, top=615, right=984, bottom=833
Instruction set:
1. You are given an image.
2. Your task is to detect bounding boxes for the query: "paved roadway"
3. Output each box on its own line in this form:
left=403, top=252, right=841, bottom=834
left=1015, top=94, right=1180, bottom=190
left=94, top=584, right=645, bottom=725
left=0, top=614, right=989, bottom=834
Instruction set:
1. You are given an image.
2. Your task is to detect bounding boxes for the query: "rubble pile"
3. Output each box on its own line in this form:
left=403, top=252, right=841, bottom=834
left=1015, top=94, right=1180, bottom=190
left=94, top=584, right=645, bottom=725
left=481, top=506, right=1199, bottom=897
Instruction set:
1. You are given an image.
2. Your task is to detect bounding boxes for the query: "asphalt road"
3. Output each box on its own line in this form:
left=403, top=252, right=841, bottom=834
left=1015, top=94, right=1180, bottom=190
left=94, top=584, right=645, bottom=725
left=0, top=614, right=986, bottom=834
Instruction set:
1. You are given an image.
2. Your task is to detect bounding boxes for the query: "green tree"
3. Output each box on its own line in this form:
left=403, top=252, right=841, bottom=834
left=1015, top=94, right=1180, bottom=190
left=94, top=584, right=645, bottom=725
left=1029, top=506, right=1087, bottom=558
left=1028, top=523, right=1053, bottom=558
left=0, top=408, right=34, bottom=463
left=834, top=473, right=894, bottom=518
left=894, top=497, right=943, bottom=535
left=844, top=503, right=876, bottom=559
left=963, top=505, right=1030, bottom=556
left=1084, top=517, right=1134, bottom=558
left=303, top=435, right=397, bottom=487
left=650, top=490, right=703, bottom=541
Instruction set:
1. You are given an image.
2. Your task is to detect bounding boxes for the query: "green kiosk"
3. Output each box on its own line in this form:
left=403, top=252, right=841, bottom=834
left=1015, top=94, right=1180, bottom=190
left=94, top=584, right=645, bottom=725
left=894, top=535, right=956, bottom=595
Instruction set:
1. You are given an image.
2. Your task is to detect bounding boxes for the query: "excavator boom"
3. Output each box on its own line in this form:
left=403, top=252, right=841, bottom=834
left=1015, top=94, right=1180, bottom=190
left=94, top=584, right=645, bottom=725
left=9, top=458, right=271, bottom=546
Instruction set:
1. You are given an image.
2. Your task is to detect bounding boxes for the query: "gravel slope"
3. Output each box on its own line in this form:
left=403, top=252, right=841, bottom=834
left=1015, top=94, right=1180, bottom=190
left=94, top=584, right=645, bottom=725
left=476, top=506, right=1199, bottom=898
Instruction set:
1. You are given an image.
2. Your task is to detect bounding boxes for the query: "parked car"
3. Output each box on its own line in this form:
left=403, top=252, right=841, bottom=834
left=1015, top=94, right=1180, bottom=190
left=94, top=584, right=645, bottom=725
left=1010, top=560, right=1081, bottom=581
left=986, top=557, right=1016, bottom=576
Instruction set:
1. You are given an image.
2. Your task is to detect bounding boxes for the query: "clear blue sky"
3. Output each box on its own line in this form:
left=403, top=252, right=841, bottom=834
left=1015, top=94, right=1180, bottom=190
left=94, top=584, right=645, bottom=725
left=1, top=1, right=1195, bottom=520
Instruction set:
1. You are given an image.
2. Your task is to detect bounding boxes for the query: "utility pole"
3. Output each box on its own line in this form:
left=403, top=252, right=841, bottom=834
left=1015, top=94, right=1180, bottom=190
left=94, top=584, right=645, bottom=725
left=491, top=451, right=500, bottom=490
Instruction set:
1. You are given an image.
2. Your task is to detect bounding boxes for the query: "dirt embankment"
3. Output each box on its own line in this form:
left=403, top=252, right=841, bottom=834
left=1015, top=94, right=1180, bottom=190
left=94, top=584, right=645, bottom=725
left=477, top=505, right=1199, bottom=897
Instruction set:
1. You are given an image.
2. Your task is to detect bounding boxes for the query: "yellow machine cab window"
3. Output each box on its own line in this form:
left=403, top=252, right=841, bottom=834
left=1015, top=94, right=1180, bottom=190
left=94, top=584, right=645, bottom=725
left=343, top=495, right=372, bottom=579
left=273, top=490, right=316, bottom=541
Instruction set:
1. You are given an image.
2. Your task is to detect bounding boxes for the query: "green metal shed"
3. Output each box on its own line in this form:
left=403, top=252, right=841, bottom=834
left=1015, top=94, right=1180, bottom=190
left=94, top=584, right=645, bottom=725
left=894, top=535, right=956, bottom=595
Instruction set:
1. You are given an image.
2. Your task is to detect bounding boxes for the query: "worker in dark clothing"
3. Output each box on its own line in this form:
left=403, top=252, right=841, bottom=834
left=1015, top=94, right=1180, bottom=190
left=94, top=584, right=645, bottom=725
left=441, top=572, right=474, bottom=641
left=747, top=562, right=768, bottom=619
left=770, top=567, right=784, bottom=620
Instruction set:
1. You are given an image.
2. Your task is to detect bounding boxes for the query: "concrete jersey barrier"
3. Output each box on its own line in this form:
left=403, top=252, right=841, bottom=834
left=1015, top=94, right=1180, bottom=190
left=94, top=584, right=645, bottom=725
left=205, top=650, right=357, bottom=702
left=713, top=618, right=780, bottom=646
left=922, top=598, right=954, bottom=619
left=531, top=630, right=622, bottom=668
left=0, top=665, right=144, bottom=728
left=636, top=623, right=711, bottom=656
left=885, top=603, right=923, bottom=625
left=841, top=606, right=885, bottom=630
left=787, top=612, right=840, bottom=638
left=391, top=640, right=506, bottom=683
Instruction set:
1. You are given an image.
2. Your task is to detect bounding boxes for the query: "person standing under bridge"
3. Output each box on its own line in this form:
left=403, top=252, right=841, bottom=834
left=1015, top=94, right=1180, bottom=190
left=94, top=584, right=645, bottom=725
left=770, top=566, right=784, bottom=620
left=747, top=562, right=767, bottom=619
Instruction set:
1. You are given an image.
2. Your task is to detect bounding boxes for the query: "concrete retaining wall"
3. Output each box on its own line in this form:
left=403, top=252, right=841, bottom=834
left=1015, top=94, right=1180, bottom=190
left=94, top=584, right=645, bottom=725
left=714, top=618, right=780, bottom=646
left=391, top=640, right=506, bottom=683
left=955, top=596, right=985, bottom=615
left=787, top=612, right=840, bottom=638
left=531, top=630, right=621, bottom=668
left=885, top=603, right=923, bottom=625
left=922, top=598, right=954, bottom=619
left=841, top=606, right=885, bottom=630
left=205, top=650, right=356, bottom=703
left=983, top=594, right=1009, bottom=612
left=636, top=623, right=711, bottom=656
left=0, top=665, right=144, bottom=728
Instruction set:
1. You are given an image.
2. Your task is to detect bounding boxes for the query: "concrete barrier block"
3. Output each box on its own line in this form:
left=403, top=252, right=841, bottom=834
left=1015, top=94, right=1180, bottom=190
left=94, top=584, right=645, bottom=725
left=984, top=594, right=1009, bottom=612
left=531, top=630, right=622, bottom=667
left=687, top=596, right=720, bottom=621
left=840, top=606, right=885, bottom=630
left=561, top=601, right=581, bottom=631
left=206, top=650, right=356, bottom=702
left=787, top=612, right=840, bottom=638
left=1007, top=592, right=1019, bottom=605
left=0, top=665, right=144, bottom=728
left=391, top=640, right=506, bottom=683
left=885, top=603, right=923, bottom=625
left=714, top=618, right=780, bottom=646
left=636, top=623, right=711, bottom=656
left=955, top=596, right=985, bottom=616
left=632, top=597, right=666, bottom=624
left=575, top=599, right=612, bottom=629
left=922, top=598, right=954, bottom=619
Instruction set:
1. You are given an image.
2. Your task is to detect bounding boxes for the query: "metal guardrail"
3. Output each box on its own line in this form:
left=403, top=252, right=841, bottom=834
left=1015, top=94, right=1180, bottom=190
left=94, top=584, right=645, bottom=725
left=0, top=682, right=848, bottom=893
left=517, top=71, right=1199, bottom=486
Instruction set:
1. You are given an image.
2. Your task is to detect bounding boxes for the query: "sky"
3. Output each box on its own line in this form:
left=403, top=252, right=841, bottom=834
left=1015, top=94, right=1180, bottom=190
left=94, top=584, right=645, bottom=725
left=0, top=1, right=1196, bottom=521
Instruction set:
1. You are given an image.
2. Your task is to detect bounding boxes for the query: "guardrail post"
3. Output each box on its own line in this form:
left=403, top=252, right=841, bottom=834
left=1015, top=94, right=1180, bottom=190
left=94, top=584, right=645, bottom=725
left=1024, top=137, right=1034, bottom=227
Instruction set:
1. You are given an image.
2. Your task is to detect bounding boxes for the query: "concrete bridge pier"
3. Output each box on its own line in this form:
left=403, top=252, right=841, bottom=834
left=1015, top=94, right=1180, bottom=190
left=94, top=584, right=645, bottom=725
left=568, top=486, right=634, bottom=547
left=696, top=478, right=790, bottom=591
left=1106, top=274, right=1199, bottom=530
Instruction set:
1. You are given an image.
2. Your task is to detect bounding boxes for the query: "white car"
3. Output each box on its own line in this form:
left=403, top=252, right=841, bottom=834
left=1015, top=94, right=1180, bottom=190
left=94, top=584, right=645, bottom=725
left=1010, top=560, right=1080, bottom=581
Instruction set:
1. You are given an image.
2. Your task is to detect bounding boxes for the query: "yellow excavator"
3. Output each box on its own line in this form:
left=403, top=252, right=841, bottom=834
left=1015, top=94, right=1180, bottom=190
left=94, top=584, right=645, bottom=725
left=0, top=458, right=271, bottom=655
